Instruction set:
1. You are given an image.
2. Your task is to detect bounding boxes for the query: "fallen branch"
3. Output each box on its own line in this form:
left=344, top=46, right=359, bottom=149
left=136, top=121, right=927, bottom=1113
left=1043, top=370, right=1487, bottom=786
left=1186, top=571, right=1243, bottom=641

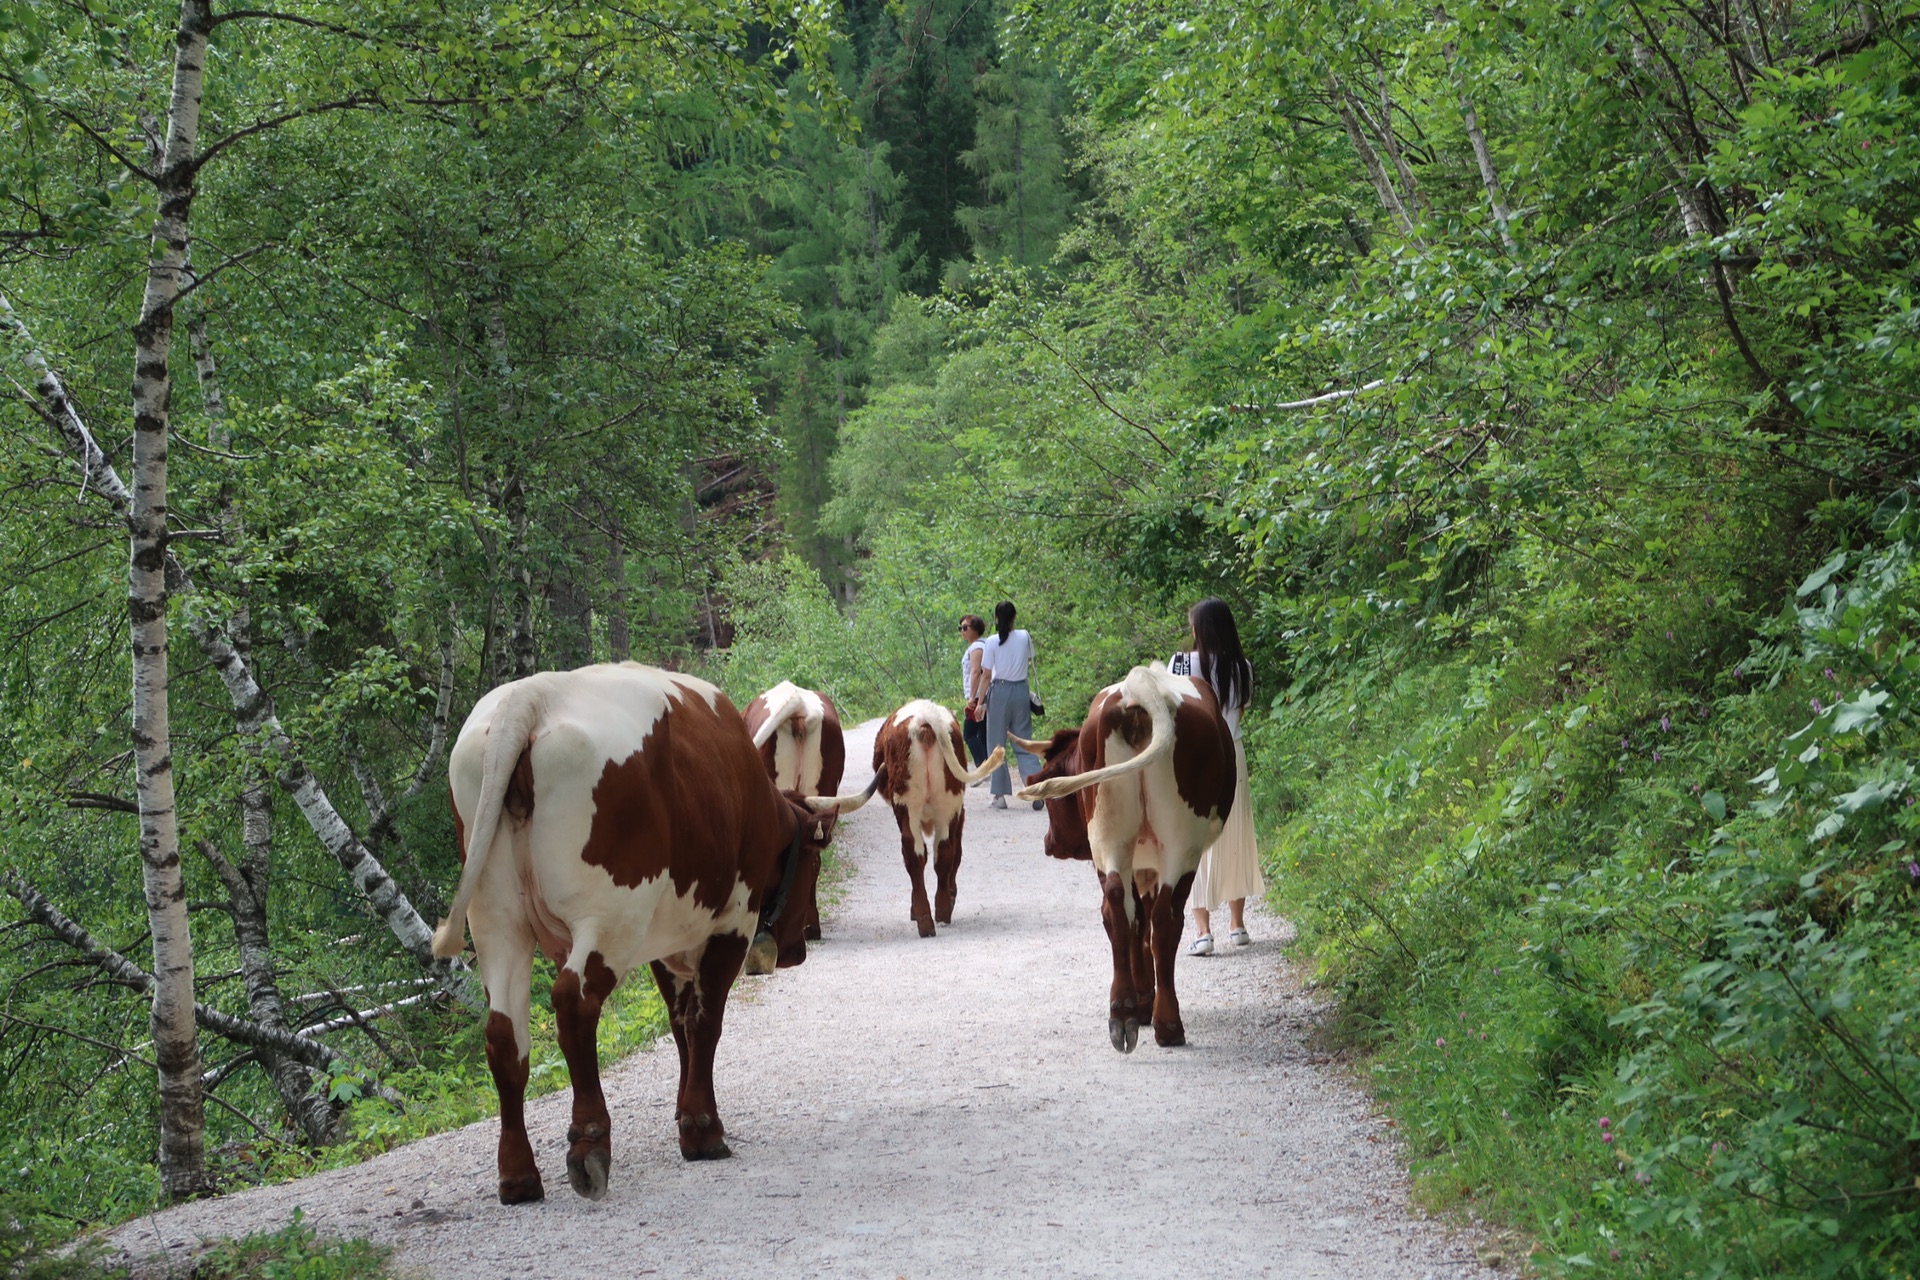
left=300, top=991, right=438, bottom=1037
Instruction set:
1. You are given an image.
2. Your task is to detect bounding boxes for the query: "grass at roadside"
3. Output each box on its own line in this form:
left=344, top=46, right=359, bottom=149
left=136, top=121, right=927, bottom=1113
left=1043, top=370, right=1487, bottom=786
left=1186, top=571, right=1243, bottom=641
left=2, top=1210, right=397, bottom=1280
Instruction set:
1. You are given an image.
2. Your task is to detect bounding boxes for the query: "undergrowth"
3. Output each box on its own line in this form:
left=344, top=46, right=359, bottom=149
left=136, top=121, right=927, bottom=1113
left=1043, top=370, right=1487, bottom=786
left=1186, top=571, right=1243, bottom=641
left=0, top=1211, right=395, bottom=1279
left=1259, top=505, right=1920, bottom=1277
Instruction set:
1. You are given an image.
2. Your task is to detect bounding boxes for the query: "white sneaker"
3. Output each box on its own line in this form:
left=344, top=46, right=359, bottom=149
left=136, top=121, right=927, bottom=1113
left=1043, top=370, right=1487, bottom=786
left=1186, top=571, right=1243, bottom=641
left=989, top=795, right=1007, bottom=809
left=1187, top=934, right=1214, bottom=956
left=1230, top=927, right=1251, bottom=947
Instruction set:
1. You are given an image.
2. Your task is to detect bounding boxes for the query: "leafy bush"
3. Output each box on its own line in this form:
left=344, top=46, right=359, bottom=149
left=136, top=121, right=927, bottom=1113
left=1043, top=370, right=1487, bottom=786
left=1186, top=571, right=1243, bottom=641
left=1266, top=509, right=1920, bottom=1275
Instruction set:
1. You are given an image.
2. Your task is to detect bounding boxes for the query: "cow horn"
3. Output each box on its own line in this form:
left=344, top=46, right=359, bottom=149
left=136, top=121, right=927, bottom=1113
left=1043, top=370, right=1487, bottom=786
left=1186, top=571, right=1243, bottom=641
left=805, top=765, right=887, bottom=815
left=1009, top=733, right=1052, bottom=754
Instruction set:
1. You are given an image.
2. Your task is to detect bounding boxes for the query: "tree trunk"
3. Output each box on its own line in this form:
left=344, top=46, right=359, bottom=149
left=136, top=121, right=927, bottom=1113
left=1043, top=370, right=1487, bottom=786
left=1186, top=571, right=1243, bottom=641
left=548, top=567, right=591, bottom=670
left=5, top=296, right=476, bottom=1006
left=1367, top=72, right=1427, bottom=222
left=505, top=480, right=538, bottom=679
left=1457, top=90, right=1516, bottom=251
left=197, top=830, right=340, bottom=1145
left=403, top=619, right=459, bottom=798
left=606, top=529, right=631, bottom=662
left=1328, top=77, right=1419, bottom=239
left=131, top=0, right=214, bottom=1202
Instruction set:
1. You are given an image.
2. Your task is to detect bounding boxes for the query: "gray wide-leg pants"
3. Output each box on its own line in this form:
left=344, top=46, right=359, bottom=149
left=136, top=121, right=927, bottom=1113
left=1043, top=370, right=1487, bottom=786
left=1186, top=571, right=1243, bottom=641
left=985, top=678, right=1043, bottom=796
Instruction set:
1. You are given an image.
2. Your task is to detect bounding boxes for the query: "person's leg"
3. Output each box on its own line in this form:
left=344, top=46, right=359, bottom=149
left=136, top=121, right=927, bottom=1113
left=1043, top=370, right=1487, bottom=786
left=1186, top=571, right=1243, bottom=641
left=1228, top=898, right=1246, bottom=931
left=1193, top=905, right=1212, bottom=939
left=985, top=683, right=1012, bottom=797
left=1007, top=683, right=1042, bottom=784
left=963, top=712, right=988, bottom=766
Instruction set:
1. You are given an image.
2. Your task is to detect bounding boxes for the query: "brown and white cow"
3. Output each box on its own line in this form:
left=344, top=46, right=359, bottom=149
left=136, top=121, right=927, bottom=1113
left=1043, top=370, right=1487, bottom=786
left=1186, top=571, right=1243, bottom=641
left=433, top=663, right=875, bottom=1205
left=740, top=681, right=846, bottom=957
left=867, top=700, right=1003, bottom=937
left=1015, top=664, right=1235, bottom=1053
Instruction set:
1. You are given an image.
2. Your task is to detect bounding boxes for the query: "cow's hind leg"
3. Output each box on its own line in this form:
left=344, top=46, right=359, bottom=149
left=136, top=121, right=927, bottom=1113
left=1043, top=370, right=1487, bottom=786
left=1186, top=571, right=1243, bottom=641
left=1099, top=869, right=1143, bottom=1053
left=553, top=947, right=619, bottom=1200
left=1129, top=881, right=1156, bottom=1028
left=655, top=934, right=750, bottom=1160
left=475, top=919, right=542, bottom=1204
left=1149, top=876, right=1192, bottom=1047
left=899, top=818, right=934, bottom=937
left=932, top=813, right=963, bottom=925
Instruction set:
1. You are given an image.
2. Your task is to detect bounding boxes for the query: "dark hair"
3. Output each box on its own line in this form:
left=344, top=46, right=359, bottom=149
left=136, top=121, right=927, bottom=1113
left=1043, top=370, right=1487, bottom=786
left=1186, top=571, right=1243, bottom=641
left=993, top=601, right=1016, bottom=643
left=960, top=614, right=986, bottom=637
left=1188, top=597, right=1250, bottom=712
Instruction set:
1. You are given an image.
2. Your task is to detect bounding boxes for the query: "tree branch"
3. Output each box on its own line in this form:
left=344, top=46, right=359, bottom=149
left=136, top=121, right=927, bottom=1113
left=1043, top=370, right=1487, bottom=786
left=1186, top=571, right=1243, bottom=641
left=194, top=94, right=383, bottom=171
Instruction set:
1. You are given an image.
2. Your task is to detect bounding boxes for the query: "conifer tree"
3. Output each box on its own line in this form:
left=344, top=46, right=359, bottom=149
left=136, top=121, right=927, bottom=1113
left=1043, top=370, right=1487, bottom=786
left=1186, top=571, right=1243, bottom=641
left=957, top=50, right=1070, bottom=269
left=764, top=116, right=916, bottom=590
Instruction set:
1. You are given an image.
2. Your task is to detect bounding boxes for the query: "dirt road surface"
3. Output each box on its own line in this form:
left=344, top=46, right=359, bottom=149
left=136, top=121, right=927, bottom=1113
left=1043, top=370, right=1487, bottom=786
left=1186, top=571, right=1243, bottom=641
left=110, top=718, right=1494, bottom=1279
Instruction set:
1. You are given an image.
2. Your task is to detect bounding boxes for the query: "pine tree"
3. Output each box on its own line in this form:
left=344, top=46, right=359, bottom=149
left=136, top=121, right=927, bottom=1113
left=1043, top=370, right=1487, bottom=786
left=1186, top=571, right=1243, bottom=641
left=763, top=116, right=916, bottom=592
left=956, top=50, right=1070, bottom=269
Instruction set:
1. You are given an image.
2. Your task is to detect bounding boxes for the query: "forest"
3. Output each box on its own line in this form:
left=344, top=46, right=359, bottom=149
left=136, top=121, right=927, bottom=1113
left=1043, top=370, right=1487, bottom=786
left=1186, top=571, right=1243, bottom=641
left=3, top=0, right=1919, bottom=1275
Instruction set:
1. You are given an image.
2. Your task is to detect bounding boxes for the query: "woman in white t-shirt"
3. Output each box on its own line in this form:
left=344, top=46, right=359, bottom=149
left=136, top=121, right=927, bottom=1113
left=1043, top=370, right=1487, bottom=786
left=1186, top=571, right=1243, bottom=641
left=980, top=601, right=1044, bottom=808
left=1169, top=596, right=1263, bottom=954
left=959, top=614, right=990, bottom=765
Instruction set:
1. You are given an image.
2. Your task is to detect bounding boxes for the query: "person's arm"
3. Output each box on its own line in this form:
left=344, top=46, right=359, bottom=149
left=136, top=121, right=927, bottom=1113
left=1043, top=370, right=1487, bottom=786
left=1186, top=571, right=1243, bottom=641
left=967, top=646, right=986, bottom=704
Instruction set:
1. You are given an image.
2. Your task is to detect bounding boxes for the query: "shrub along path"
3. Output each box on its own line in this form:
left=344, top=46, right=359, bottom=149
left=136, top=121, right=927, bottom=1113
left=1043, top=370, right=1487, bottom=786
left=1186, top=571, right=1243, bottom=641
left=109, top=720, right=1493, bottom=1278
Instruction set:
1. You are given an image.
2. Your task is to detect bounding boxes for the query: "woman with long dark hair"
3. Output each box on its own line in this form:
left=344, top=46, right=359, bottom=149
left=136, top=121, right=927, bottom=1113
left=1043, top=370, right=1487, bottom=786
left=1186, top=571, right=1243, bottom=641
left=1168, top=597, right=1262, bottom=953
left=980, top=600, right=1044, bottom=808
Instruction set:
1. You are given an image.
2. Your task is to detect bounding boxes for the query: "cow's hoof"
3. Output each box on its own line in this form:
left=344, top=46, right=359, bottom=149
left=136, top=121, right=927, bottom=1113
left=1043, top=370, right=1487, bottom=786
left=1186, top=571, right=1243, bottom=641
left=498, top=1172, right=545, bottom=1205
left=567, top=1147, right=611, bottom=1201
left=803, top=924, right=823, bottom=941
left=916, top=916, right=936, bottom=938
left=1109, top=1016, right=1140, bottom=1054
left=678, top=1113, right=731, bottom=1160
left=1154, top=1021, right=1187, bottom=1048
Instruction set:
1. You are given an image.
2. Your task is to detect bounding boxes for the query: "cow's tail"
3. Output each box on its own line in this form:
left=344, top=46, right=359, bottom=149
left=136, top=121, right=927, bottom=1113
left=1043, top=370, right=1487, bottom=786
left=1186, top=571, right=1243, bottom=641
left=750, top=682, right=808, bottom=750
left=1016, top=665, right=1177, bottom=801
left=929, top=708, right=1003, bottom=785
left=432, top=680, right=549, bottom=959
left=806, top=766, right=889, bottom=816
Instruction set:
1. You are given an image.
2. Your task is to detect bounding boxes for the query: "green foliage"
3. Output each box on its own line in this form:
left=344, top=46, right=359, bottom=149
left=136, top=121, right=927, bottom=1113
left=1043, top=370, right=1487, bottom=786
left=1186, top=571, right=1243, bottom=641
left=186, top=1213, right=395, bottom=1280
left=323, top=962, right=667, bottom=1164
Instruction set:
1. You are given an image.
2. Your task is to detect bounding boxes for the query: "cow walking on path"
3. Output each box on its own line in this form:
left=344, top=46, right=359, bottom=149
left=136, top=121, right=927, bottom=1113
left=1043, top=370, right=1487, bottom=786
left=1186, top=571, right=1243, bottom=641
left=741, top=681, right=846, bottom=957
left=868, top=700, right=1003, bottom=937
left=433, top=664, right=872, bottom=1204
left=1018, top=664, right=1235, bottom=1052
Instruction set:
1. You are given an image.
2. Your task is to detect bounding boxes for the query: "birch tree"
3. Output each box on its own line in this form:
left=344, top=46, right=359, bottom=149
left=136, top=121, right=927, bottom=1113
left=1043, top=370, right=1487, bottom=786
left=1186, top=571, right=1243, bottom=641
left=126, top=0, right=214, bottom=1200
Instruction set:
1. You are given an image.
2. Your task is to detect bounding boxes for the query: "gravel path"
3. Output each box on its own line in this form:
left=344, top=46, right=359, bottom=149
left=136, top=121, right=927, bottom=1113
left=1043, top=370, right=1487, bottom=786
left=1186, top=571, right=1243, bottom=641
left=110, top=719, right=1494, bottom=1279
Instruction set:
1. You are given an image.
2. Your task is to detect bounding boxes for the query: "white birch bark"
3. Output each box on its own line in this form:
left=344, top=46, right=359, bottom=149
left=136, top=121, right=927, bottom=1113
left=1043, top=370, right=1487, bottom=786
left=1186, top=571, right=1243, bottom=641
left=1328, top=77, right=1419, bottom=239
left=3, top=870, right=337, bottom=1072
left=195, top=838, right=339, bottom=1142
left=1367, top=72, right=1427, bottom=222
left=3, top=292, right=476, bottom=1008
left=131, top=0, right=213, bottom=1201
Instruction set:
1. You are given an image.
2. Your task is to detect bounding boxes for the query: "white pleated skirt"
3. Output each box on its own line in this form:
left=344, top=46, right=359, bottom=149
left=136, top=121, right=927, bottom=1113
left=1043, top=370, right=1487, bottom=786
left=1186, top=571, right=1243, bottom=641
left=1190, top=736, right=1262, bottom=911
